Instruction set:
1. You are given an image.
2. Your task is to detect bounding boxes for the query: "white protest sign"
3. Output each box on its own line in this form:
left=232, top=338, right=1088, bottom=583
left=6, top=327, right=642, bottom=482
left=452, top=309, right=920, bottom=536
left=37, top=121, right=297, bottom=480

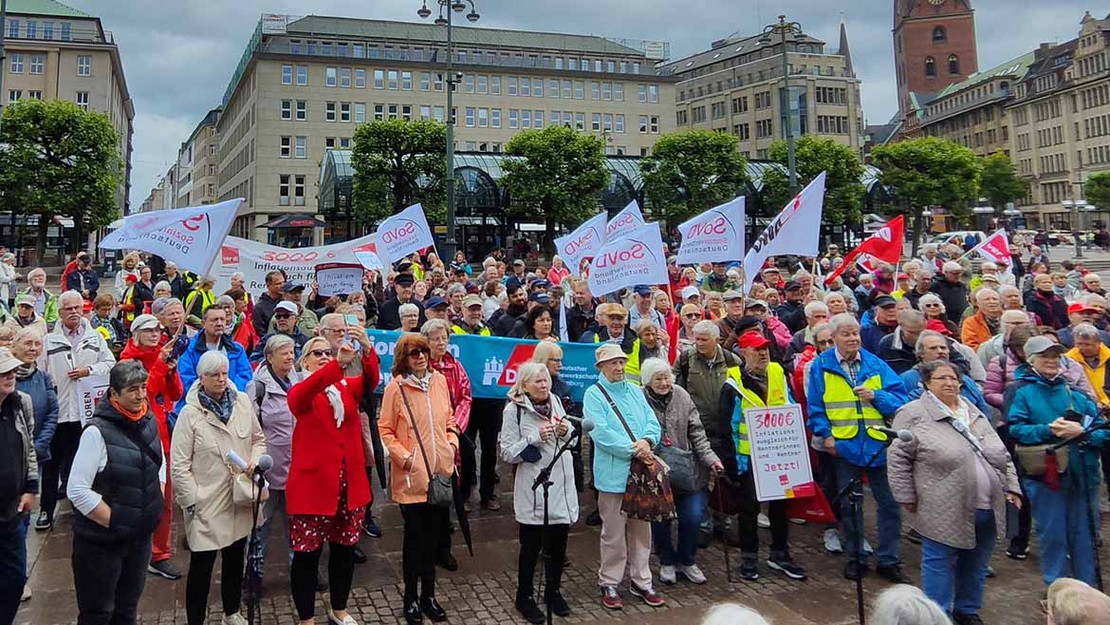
left=675, top=196, right=746, bottom=265
left=587, top=222, right=667, bottom=296
left=315, top=263, right=365, bottom=297
left=99, top=198, right=241, bottom=275
left=375, top=203, right=436, bottom=266
left=744, top=404, right=815, bottom=502
left=605, top=200, right=646, bottom=242
left=76, top=374, right=110, bottom=426
left=742, top=172, right=827, bottom=290
left=352, top=234, right=384, bottom=272
left=212, top=232, right=378, bottom=294
left=554, top=212, right=607, bottom=277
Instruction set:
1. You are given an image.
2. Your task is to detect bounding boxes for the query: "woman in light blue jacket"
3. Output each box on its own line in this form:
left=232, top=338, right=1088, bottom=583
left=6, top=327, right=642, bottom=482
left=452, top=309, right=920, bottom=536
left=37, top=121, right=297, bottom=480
left=583, top=344, right=663, bottom=611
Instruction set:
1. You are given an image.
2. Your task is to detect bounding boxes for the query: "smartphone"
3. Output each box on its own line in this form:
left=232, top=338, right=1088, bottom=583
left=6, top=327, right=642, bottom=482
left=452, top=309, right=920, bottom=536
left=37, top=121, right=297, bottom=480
left=344, top=313, right=360, bottom=327
left=1064, top=409, right=1084, bottom=424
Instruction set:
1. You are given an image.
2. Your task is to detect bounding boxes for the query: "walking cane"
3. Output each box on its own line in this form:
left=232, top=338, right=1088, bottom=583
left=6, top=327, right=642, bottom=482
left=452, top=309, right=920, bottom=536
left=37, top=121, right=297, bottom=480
left=712, top=475, right=732, bottom=584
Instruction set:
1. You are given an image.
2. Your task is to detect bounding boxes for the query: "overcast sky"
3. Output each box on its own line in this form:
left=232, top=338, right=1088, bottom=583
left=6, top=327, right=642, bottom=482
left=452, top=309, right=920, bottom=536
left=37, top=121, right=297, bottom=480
left=62, top=0, right=1096, bottom=210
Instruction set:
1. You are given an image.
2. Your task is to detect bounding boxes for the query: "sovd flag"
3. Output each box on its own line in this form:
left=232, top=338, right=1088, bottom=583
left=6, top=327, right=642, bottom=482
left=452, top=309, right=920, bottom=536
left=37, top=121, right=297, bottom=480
left=375, top=203, right=436, bottom=266
left=554, top=212, right=606, bottom=276
left=99, top=198, right=241, bottom=276
left=605, top=200, right=646, bottom=242
left=588, top=222, right=667, bottom=296
left=824, top=215, right=905, bottom=285
left=970, top=229, right=1013, bottom=271
left=675, top=196, right=746, bottom=266
left=742, top=172, right=827, bottom=289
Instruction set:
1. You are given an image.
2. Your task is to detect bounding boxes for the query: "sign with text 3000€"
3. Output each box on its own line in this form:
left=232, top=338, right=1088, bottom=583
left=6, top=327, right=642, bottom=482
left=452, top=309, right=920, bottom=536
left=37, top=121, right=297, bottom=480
left=744, top=404, right=815, bottom=502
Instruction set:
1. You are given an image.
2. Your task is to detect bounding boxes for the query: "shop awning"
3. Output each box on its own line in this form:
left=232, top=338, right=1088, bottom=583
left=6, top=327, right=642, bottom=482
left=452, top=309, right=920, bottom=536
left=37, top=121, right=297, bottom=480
left=259, top=214, right=328, bottom=229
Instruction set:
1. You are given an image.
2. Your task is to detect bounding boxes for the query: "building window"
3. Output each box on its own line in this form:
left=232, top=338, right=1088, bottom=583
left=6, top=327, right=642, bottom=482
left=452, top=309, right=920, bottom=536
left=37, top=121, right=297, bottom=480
left=294, top=176, right=306, bottom=206
left=401, top=71, right=412, bottom=90
left=925, top=57, right=936, bottom=77
left=533, top=78, right=543, bottom=97
left=26, top=21, right=36, bottom=39
left=616, top=114, right=624, bottom=133
left=60, top=22, right=70, bottom=41
left=508, top=77, right=518, bottom=96
left=638, top=84, right=647, bottom=103
left=282, top=65, right=294, bottom=85
left=374, top=70, right=385, bottom=89
left=465, top=107, right=475, bottom=127
left=340, top=102, right=351, bottom=122
left=478, top=108, right=488, bottom=127
left=281, top=100, right=292, bottom=120
left=354, top=68, right=365, bottom=88
left=28, top=90, right=41, bottom=100
left=521, top=77, right=531, bottom=97
left=534, top=110, right=544, bottom=129
left=280, top=136, right=292, bottom=158
left=948, top=55, right=960, bottom=75
left=9, top=54, right=23, bottom=74
left=355, top=103, right=366, bottom=123
left=297, top=65, right=309, bottom=85
left=477, top=75, right=488, bottom=94
left=649, top=85, right=659, bottom=104
left=509, top=109, right=519, bottom=129
left=522, top=110, right=532, bottom=128
left=492, top=109, right=501, bottom=128
left=339, top=68, right=351, bottom=88
left=933, top=26, right=946, bottom=43
left=591, top=82, right=600, bottom=100
left=491, top=76, right=501, bottom=95
left=76, top=55, right=91, bottom=76
left=326, top=102, right=337, bottom=122
left=326, top=67, right=337, bottom=87
left=7, top=19, right=18, bottom=39
left=279, top=175, right=291, bottom=205
left=75, top=91, right=89, bottom=111
left=388, top=70, right=398, bottom=90
left=8, top=91, right=20, bottom=103
left=295, top=136, right=307, bottom=158
left=29, top=55, right=44, bottom=75
left=296, top=101, right=307, bottom=120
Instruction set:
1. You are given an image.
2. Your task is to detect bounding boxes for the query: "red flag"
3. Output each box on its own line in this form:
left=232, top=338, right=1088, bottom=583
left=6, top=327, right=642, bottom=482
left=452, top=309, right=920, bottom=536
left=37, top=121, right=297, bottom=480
left=970, top=229, right=1012, bottom=270
left=824, top=215, right=905, bottom=285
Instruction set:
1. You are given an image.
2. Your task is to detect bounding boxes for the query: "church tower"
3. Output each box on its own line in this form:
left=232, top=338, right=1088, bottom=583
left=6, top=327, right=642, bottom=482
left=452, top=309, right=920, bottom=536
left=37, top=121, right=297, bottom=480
left=893, top=0, right=978, bottom=127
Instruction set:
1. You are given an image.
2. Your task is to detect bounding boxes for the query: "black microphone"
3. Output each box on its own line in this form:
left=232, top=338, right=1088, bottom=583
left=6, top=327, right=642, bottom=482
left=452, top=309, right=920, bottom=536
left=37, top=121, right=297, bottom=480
left=867, top=426, right=913, bottom=443
left=561, top=414, right=597, bottom=433
left=254, top=454, right=273, bottom=477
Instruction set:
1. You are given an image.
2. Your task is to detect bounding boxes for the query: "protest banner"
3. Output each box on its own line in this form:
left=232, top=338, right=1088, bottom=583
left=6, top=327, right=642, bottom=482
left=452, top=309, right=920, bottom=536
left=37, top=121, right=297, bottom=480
left=76, top=374, right=110, bottom=426
left=824, top=215, right=904, bottom=285
left=675, top=196, right=746, bottom=265
left=315, top=263, right=365, bottom=297
left=211, top=232, right=377, bottom=293
left=365, top=330, right=598, bottom=401
left=967, top=229, right=1013, bottom=270
left=742, top=172, right=827, bottom=290
left=375, top=203, right=436, bottom=266
left=744, top=404, right=815, bottom=502
left=554, top=212, right=607, bottom=277
left=605, top=200, right=646, bottom=242
left=587, top=222, right=667, bottom=296
left=352, top=235, right=384, bottom=272
left=99, top=198, right=241, bottom=275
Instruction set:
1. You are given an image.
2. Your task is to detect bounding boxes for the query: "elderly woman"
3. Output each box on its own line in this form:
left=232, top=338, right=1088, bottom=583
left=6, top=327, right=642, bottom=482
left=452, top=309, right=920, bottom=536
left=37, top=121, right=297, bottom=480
left=499, top=362, right=578, bottom=623
left=0, top=252, right=18, bottom=308
left=171, top=350, right=266, bottom=625
left=399, top=302, right=421, bottom=332
left=888, top=360, right=1020, bottom=621
left=825, top=292, right=848, bottom=315
left=286, top=326, right=379, bottom=625
left=11, top=329, right=58, bottom=532
left=1007, top=335, right=1109, bottom=588
left=153, top=280, right=173, bottom=301
left=114, top=251, right=142, bottom=299
left=704, top=291, right=724, bottom=321
left=522, top=305, right=556, bottom=341
left=546, top=255, right=570, bottom=286
left=533, top=342, right=584, bottom=492
left=639, top=358, right=722, bottom=586
left=379, top=333, right=459, bottom=625
left=871, top=585, right=953, bottom=625
left=626, top=319, right=669, bottom=386
left=918, top=293, right=959, bottom=337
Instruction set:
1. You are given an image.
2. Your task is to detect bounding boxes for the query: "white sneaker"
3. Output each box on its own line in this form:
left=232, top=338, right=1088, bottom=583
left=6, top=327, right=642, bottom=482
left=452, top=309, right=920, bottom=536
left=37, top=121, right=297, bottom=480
left=679, top=564, right=707, bottom=585
left=757, top=513, right=771, bottom=529
left=823, top=528, right=843, bottom=554
left=327, top=610, right=360, bottom=625
left=221, top=614, right=247, bottom=625
left=21, top=583, right=31, bottom=602
left=659, top=564, right=677, bottom=585
left=789, top=517, right=807, bottom=525
left=862, top=538, right=874, bottom=556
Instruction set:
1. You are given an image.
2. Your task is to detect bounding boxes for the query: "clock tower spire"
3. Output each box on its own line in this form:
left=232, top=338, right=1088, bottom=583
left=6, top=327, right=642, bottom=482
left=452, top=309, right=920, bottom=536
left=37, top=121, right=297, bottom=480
left=893, top=0, right=978, bottom=130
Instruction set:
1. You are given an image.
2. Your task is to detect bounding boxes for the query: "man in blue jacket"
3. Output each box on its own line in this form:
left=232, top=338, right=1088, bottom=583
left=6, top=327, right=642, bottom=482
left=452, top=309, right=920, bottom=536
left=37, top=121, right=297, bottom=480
left=808, top=313, right=910, bottom=583
left=175, top=306, right=252, bottom=412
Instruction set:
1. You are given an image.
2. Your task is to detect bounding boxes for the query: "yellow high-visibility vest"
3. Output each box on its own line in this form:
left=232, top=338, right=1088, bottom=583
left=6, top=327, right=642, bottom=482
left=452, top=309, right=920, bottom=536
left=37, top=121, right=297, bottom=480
left=823, top=370, right=888, bottom=442
left=451, top=323, right=491, bottom=337
left=731, top=362, right=787, bottom=456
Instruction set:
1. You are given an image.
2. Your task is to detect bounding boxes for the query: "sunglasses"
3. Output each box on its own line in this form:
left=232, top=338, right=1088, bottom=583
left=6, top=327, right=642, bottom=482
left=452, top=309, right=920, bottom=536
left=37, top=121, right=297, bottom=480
left=274, top=313, right=293, bottom=320
left=406, top=348, right=431, bottom=358
left=684, top=313, right=702, bottom=319
left=309, top=349, right=334, bottom=358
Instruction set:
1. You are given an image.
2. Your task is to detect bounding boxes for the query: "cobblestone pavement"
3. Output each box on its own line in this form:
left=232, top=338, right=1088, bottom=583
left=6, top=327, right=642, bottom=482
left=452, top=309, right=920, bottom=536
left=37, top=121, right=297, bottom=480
left=17, top=464, right=1098, bottom=625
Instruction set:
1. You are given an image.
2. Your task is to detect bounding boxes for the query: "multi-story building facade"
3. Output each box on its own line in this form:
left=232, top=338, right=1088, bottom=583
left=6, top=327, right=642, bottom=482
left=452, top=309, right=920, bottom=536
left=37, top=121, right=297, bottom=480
left=2, top=0, right=134, bottom=215
left=665, top=21, right=865, bottom=160
left=173, top=108, right=221, bottom=207
left=209, top=14, right=676, bottom=242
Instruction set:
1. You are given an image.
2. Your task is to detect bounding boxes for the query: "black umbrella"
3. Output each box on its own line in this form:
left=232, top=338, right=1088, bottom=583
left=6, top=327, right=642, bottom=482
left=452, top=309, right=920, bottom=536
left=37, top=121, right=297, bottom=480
left=452, top=472, right=474, bottom=557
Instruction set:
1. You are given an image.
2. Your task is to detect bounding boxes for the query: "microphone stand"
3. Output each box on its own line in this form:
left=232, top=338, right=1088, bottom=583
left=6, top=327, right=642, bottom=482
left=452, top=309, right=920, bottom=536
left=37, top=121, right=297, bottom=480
left=1049, top=418, right=1110, bottom=591
left=530, top=426, right=582, bottom=625
left=245, top=471, right=267, bottom=625
left=832, top=439, right=893, bottom=625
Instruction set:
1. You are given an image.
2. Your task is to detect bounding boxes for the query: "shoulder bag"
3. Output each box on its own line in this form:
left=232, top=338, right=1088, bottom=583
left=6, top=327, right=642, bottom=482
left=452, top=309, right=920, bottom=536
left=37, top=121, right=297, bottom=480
left=398, top=385, right=453, bottom=508
left=596, top=384, right=675, bottom=522
left=1013, top=387, right=1070, bottom=478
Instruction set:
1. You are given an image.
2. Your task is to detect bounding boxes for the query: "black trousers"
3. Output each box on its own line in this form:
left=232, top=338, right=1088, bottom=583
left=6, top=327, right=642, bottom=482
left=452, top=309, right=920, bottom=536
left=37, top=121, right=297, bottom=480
left=38, top=459, right=59, bottom=518
left=185, top=537, right=246, bottom=625
left=400, top=503, right=449, bottom=602
left=290, top=543, right=356, bottom=621
left=517, top=523, right=569, bottom=601
left=72, top=533, right=152, bottom=625
left=52, top=422, right=83, bottom=494
left=735, top=469, right=789, bottom=558
left=815, top=450, right=841, bottom=524
left=461, top=398, right=503, bottom=501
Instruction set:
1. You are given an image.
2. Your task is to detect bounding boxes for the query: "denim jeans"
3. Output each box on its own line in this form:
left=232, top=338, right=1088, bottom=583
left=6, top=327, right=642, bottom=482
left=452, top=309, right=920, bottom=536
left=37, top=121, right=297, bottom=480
left=652, top=489, right=707, bottom=567
left=1025, top=479, right=1100, bottom=587
left=920, top=509, right=995, bottom=616
left=247, top=489, right=290, bottom=579
left=834, top=458, right=901, bottom=567
left=0, top=515, right=28, bottom=625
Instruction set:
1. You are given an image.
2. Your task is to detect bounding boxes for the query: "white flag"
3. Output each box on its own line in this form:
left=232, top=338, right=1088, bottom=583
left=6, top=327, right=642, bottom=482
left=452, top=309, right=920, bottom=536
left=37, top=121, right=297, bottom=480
left=605, top=200, right=646, bottom=242
left=554, top=212, right=606, bottom=277
left=375, top=203, right=436, bottom=267
left=99, top=198, right=241, bottom=276
left=558, top=299, right=569, bottom=343
left=742, top=172, right=827, bottom=289
left=588, top=222, right=667, bottom=296
left=676, top=196, right=746, bottom=265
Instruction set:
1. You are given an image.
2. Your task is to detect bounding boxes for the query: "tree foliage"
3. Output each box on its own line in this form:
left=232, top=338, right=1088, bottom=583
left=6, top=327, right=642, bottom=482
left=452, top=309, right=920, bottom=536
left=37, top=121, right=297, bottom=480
left=978, top=151, right=1026, bottom=209
left=350, top=118, right=446, bottom=226
left=639, top=129, right=748, bottom=223
left=0, top=99, right=121, bottom=257
left=1086, top=171, right=1110, bottom=211
left=501, top=125, right=608, bottom=248
left=761, top=135, right=866, bottom=224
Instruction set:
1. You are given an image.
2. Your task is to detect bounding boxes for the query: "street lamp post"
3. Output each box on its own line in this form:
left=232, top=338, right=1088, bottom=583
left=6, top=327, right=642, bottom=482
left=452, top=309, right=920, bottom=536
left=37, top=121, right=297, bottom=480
left=418, top=0, right=479, bottom=262
left=760, top=15, right=803, bottom=194
left=1064, top=199, right=1084, bottom=259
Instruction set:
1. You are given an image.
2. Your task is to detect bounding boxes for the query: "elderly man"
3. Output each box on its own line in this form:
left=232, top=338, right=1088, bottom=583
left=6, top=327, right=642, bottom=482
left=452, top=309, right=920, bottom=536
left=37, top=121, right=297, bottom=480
left=65, top=252, right=100, bottom=301
left=565, top=279, right=600, bottom=342
left=977, top=309, right=1034, bottom=369
left=877, top=309, right=928, bottom=375
left=720, top=290, right=746, bottom=332
left=4, top=294, right=47, bottom=337
left=776, top=281, right=807, bottom=334
left=271, top=281, right=318, bottom=336
left=628, top=285, right=665, bottom=331
left=582, top=303, right=637, bottom=353
left=379, top=273, right=426, bottom=331
left=175, top=306, right=252, bottom=412
left=854, top=274, right=876, bottom=313
left=584, top=343, right=664, bottom=610
left=904, top=270, right=932, bottom=310
left=153, top=297, right=193, bottom=340
left=451, top=294, right=492, bottom=336
left=807, top=313, right=909, bottom=583
left=21, top=268, right=58, bottom=327
left=0, top=348, right=35, bottom=625
left=251, top=270, right=286, bottom=336
left=1084, top=273, right=1108, bottom=298
left=1057, top=302, right=1110, bottom=349
left=702, top=262, right=729, bottom=293
left=789, top=301, right=830, bottom=356
left=423, top=296, right=450, bottom=322
left=41, top=291, right=115, bottom=501
left=861, top=294, right=899, bottom=354
left=901, top=330, right=989, bottom=413
left=251, top=301, right=309, bottom=365
left=931, top=261, right=969, bottom=325
left=961, top=288, right=1003, bottom=352
left=158, top=262, right=186, bottom=300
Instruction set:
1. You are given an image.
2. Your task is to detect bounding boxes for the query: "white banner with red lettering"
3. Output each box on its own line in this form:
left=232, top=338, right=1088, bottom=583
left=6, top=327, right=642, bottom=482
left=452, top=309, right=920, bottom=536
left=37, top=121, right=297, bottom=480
left=554, top=212, right=607, bottom=277
left=675, top=196, right=746, bottom=265
left=587, top=222, right=667, bottom=295
left=99, top=198, right=242, bottom=275
left=374, top=203, right=436, bottom=266
left=742, top=172, right=826, bottom=290
left=212, top=233, right=377, bottom=294
left=605, top=200, right=646, bottom=242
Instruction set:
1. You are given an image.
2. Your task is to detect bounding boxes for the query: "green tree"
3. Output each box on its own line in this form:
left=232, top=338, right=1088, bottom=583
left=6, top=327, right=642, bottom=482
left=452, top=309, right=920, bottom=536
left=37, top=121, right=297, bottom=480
left=0, top=99, right=121, bottom=259
left=350, top=118, right=446, bottom=227
left=501, top=125, right=608, bottom=251
left=1086, top=171, right=1110, bottom=211
left=760, top=135, right=866, bottom=225
left=870, top=136, right=981, bottom=254
left=639, top=129, right=748, bottom=223
left=978, top=151, right=1027, bottom=210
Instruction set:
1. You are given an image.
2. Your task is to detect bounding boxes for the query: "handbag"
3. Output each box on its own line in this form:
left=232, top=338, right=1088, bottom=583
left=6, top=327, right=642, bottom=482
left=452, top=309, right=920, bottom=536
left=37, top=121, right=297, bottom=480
left=399, top=385, right=453, bottom=508
left=231, top=471, right=269, bottom=506
left=595, top=385, right=675, bottom=522
left=1013, top=390, right=1073, bottom=478
left=655, top=437, right=699, bottom=496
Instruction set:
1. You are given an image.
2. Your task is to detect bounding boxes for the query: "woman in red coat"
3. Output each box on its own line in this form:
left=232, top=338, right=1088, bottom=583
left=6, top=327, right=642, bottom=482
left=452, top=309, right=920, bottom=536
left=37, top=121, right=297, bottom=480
left=286, top=328, right=380, bottom=625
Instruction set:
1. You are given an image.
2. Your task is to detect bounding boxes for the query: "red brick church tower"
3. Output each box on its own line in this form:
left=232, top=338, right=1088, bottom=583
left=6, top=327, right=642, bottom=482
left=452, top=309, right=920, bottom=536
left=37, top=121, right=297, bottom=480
left=893, top=0, right=978, bottom=131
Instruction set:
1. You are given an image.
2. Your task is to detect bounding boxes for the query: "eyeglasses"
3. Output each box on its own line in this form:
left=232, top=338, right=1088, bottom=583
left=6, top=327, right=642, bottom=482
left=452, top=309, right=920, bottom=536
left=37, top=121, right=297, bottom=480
left=684, top=313, right=702, bottom=319
left=406, top=348, right=430, bottom=358
left=923, top=302, right=940, bottom=307
left=274, top=313, right=292, bottom=320
left=309, top=349, right=334, bottom=358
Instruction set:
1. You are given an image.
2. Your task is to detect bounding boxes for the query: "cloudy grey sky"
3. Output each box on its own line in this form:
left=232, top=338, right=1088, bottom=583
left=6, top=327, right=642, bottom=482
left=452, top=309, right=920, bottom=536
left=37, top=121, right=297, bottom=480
left=62, top=0, right=1095, bottom=209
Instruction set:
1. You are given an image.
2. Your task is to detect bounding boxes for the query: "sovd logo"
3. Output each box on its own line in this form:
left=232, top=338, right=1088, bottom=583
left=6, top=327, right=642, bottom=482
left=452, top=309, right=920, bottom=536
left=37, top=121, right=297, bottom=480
left=381, top=221, right=416, bottom=244
left=563, top=230, right=595, bottom=255
left=181, top=215, right=206, bottom=232
left=687, top=216, right=728, bottom=238
left=607, top=213, right=634, bottom=234
left=594, top=242, right=646, bottom=269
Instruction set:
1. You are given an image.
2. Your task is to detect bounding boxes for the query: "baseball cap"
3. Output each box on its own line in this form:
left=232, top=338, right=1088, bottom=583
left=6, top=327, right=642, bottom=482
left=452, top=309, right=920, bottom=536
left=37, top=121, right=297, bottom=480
left=722, top=290, right=743, bottom=302
left=1024, top=336, right=1067, bottom=357
left=874, top=294, right=897, bottom=308
left=124, top=272, right=138, bottom=283
left=425, top=296, right=448, bottom=309
left=531, top=279, right=550, bottom=290
left=762, top=266, right=781, bottom=274
left=783, top=280, right=802, bottom=292
left=463, top=294, right=483, bottom=308
left=1067, top=302, right=1100, bottom=315
left=681, top=286, right=700, bottom=300
left=529, top=292, right=551, bottom=305
left=943, top=261, right=964, bottom=273
left=897, top=273, right=910, bottom=281
left=633, top=285, right=652, bottom=296
left=512, top=259, right=526, bottom=267
left=274, top=301, right=299, bottom=315
left=394, top=273, right=415, bottom=287
left=738, top=330, right=771, bottom=350
left=745, top=299, right=768, bottom=310
left=0, top=348, right=21, bottom=375
left=282, top=281, right=305, bottom=293
left=15, top=294, right=33, bottom=308
left=130, top=314, right=160, bottom=334
left=594, top=343, right=628, bottom=366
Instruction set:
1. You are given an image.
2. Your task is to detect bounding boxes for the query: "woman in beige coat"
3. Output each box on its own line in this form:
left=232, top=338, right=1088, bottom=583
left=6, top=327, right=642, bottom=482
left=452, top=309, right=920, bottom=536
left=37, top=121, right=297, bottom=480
left=888, top=359, right=1020, bottom=624
left=171, top=350, right=266, bottom=625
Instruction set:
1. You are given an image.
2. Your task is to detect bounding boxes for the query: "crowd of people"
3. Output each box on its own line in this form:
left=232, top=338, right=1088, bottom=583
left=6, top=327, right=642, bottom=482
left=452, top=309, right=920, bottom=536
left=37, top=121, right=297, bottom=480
left=1, top=237, right=1110, bottom=625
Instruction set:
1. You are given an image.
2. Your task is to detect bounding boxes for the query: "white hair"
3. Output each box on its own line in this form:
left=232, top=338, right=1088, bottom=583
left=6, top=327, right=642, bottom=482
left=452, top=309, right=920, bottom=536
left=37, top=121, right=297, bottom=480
left=804, top=301, right=829, bottom=319
left=1074, top=323, right=1102, bottom=342
left=196, top=349, right=230, bottom=378
left=693, top=319, right=720, bottom=339
left=918, top=293, right=946, bottom=313
left=974, top=288, right=999, bottom=305
left=701, top=604, right=771, bottom=625
left=825, top=292, right=846, bottom=305
left=398, top=303, right=419, bottom=317
left=27, top=267, right=46, bottom=280
left=263, top=333, right=295, bottom=356
left=58, top=290, right=84, bottom=309
left=639, top=358, right=673, bottom=387
left=231, top=271, right=245, bottom=281
left=508, top=361, right=551, bottom=399
left=998, top=284, right=1020, bottom=297
left=829, top=312, right=860, bottom=334
left=154, top=280, right=172, bottom=293
left=871, top=585, right=951, bottom=625
left=914, top=330, right=948, bottom=357
left=420, top=318, right=452, bottom=337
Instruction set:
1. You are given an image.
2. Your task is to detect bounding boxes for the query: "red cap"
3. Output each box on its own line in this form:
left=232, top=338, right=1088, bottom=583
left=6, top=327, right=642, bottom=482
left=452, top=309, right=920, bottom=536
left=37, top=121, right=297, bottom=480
left=926, top=319, right=952, bottom=336
left=1068, top=303, right=1100, bottom=315
left=124, top=272, right=138, bottom=283
left=738, top=330, right=771, bottom=350
left=81, top=299, right=92, bottom=314
left=897, top=273, right=910, bottom=280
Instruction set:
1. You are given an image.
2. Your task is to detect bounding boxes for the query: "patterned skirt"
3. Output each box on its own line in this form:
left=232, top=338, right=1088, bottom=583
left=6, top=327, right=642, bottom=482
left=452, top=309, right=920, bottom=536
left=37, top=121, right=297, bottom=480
left=288, top=464, right=366, bottom=552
